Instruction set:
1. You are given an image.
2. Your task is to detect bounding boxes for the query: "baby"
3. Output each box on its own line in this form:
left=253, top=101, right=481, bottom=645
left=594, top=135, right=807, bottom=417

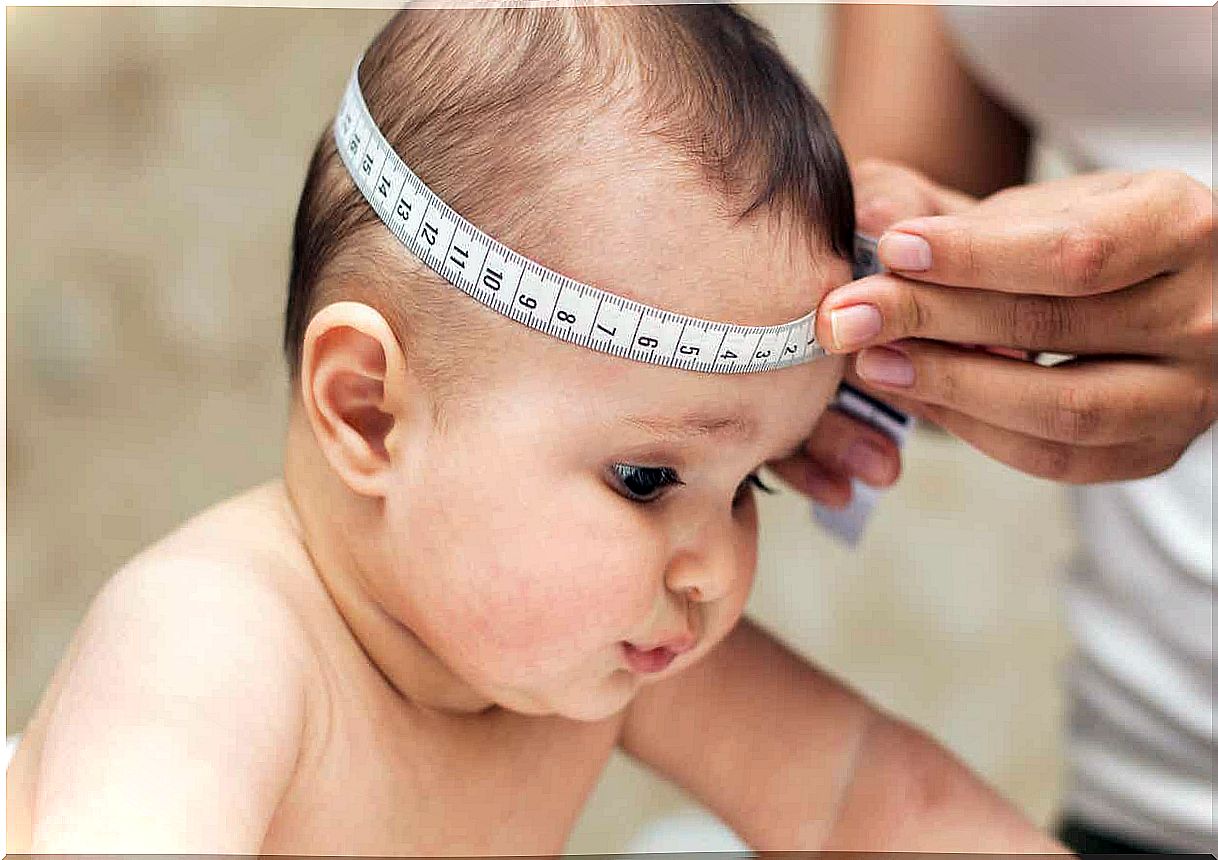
left=7, top=5, right=1064, bottom=854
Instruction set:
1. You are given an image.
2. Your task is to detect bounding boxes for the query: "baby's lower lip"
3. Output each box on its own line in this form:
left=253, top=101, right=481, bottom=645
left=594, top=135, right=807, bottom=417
left=620, top=642, right=677, bottom=674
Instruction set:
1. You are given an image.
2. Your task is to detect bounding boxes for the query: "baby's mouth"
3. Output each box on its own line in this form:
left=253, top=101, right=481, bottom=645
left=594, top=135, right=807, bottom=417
left=620, top=634, right=695, bottom=674
left=620, top=642, right=678, bottom=674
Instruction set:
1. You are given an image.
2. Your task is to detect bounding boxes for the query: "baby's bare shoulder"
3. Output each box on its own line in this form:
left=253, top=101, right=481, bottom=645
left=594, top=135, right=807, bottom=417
left=101, top=483, right=315, bottom=660
left=27, top=485, right=315, bottom=851
left=95, top=540, right=312, bottom=675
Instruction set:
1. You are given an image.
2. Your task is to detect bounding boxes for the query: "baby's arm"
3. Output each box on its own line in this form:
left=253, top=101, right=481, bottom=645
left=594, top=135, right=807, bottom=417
left=621, top=617, right=1065, bottom=852
left=26, top=560, right=311, bottom=853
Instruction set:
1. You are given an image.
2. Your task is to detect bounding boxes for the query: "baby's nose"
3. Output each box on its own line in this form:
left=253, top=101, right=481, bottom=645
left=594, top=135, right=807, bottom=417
left=663, top=535, right=739, bottom=605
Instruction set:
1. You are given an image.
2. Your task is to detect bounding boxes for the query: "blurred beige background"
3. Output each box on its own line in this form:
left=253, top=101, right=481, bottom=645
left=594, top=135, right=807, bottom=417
left=6, top=5, right=1075, bottom=853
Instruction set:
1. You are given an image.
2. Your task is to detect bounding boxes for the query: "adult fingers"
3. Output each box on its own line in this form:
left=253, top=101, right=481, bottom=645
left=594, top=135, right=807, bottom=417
left=865, top=394, right=1191, bottom=484
left=766, top=408, right=902, bottom=508
left=767, top=452, right=854, bottom=510
left=816, top=270, right=1187, bottom=356
left=851, top=158, right=977, bottom=235
left=846, top=342, right=1214, bottom=447
left=798, top=406, right=902, bottom=487
left=877, top=170, right=1215, bottom=295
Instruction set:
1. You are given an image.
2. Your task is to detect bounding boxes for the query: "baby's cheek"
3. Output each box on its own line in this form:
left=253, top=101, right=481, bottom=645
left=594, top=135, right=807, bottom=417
left=461, top=500, right=662, bottom=665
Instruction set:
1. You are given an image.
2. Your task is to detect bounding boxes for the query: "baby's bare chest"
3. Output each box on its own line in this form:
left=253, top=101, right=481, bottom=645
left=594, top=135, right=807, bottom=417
left=262, top=680, right=624, bottom=856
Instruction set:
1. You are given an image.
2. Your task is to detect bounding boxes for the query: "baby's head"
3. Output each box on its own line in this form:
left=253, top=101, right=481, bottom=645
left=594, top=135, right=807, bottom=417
left=282, top=4, right=854, bottom=721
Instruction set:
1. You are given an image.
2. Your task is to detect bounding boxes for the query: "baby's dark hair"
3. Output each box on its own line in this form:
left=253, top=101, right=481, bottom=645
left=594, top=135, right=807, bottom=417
left=283, top=4, right=854, bottom=396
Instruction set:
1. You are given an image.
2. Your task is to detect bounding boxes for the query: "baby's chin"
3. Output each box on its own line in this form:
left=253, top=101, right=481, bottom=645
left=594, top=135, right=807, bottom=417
left=486, top=667, right=644, bottom=723
left=551, top=669, right=645, bottom=722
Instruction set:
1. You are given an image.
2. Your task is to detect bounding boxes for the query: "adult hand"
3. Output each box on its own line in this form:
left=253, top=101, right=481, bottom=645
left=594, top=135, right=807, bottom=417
left=768, top=161, right=974, bottom=507
left=816, top=162, right=1216, bottom=483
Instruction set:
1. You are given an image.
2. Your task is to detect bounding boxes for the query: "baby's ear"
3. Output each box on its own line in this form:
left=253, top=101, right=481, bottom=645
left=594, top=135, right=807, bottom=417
left=298, top=301, right=425, bottom=498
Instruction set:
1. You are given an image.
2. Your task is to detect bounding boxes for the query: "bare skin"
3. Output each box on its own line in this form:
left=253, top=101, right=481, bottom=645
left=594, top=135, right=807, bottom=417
left=5, top=481, right=621, bottom=856
left=8, top=134, right=1064, bottom=856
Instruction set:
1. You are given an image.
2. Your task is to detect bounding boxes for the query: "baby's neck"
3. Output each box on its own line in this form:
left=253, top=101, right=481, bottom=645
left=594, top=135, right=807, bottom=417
left=280, top=405, right=497, bottom=716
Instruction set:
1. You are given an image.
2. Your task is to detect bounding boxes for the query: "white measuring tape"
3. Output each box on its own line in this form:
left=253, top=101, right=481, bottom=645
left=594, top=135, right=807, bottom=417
left=334, top=61, right=826, bottom=375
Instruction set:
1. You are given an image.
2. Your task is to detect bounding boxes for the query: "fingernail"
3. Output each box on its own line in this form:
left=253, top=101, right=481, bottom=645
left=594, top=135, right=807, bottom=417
left=841, top=439, right=892, bottom=486
left=879, top=232, right=931, bottom=271
left=856, top=347, right=915, bottom=387
left=829, top=304, right=883, bottom=351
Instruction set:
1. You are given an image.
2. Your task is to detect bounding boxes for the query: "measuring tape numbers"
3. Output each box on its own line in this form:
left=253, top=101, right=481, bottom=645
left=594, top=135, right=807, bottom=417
left=334, top=60, right=826, bottom=375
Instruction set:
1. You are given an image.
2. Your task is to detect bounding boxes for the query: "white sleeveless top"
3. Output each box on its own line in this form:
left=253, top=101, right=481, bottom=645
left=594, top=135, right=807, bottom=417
left=941, top=7, right=1214, bottom=852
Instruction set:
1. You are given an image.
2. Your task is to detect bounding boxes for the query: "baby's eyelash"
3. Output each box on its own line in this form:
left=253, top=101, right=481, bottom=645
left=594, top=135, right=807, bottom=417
left=612, top=464, right=685, bottom=503
left=734, top=472, right=775, bottom=505
left=610, top=466, right=776, bottom=506
left=745, top=473, right=775, bottom=494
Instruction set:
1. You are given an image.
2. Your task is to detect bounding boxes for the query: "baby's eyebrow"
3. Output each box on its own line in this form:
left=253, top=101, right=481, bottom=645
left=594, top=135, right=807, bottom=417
left=623, top=410, right=757, bottom=442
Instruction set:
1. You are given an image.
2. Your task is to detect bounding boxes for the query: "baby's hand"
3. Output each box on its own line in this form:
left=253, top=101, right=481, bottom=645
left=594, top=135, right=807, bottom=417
left=24, top=559, right=310, bottom=853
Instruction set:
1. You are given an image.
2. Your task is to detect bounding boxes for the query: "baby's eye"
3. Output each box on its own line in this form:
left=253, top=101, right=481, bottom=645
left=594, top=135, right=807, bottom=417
left=733, top=472, right=776, bottom=507
left=611, top=464, right=685, bottom=503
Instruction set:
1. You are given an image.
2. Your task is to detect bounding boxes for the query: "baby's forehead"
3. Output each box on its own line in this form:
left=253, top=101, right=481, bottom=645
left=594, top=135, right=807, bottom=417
left=532, top=150, right=847, bottom=331
left=612, top=372, right=834, bottom=467
left=503, top=334, right=840, bottom=460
